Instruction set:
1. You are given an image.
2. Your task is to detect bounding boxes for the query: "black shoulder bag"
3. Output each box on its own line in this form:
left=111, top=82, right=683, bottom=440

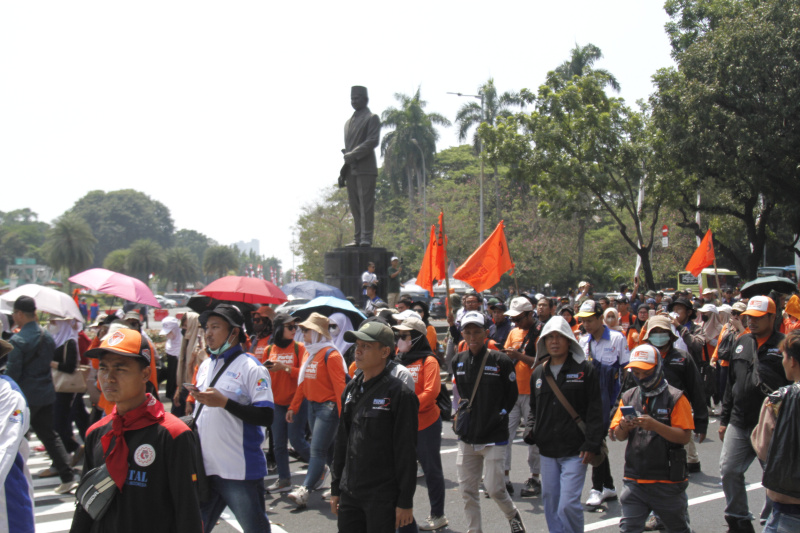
left=453, top=350, right=490, bottom=437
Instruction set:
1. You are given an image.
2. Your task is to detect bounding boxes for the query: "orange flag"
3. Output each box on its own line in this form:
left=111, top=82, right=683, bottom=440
left=454, top=221, right=515, bottom=293
left=432, top=212, right=447, bottom=282
left=416, top=225, right=438, bottom=294
left=685, top=229, right=716, bottom=277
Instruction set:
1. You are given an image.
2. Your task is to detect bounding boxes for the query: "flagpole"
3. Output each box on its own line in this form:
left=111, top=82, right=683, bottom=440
left=440, top=213, right=452, bottom=316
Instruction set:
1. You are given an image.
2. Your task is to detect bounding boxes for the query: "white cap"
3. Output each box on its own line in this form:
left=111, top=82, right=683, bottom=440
left=504, top=296, right=533, bottom=317
left=461, top=311, right=486, bottom=329
left=578, top=281, right=588, bottom=289
left=698, top=303, right=718, bottom=314
left=392, top=316, right=427, bottom=336
left=575, top=299, right=598, bottom=318
left=391, top=256, right=399, bottom=261
left=702, top=288, right=716, bottom=295
left=394, top=309, right=421, bottom=322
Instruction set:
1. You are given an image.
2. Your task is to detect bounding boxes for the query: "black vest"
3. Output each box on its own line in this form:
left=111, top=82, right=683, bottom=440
left=622, top=384, right=685, bottom=481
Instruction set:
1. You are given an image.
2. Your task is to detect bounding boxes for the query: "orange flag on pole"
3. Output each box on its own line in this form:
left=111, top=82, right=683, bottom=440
left=454, top=221, right=515, bottom=293
left=685, top=229, right=716, bottom=277
left=416, top=213, right=448, bottom=294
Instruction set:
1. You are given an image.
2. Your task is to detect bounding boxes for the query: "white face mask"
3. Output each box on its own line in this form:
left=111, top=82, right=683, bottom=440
left=396, top=338, right=413, bottom=353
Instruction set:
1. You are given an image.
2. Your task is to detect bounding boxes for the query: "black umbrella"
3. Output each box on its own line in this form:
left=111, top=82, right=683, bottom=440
left=739, top=276, right=797, bottom=299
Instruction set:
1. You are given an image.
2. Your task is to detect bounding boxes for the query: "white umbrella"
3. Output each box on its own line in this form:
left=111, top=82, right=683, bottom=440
left=0, top=284, right=84, bottom=322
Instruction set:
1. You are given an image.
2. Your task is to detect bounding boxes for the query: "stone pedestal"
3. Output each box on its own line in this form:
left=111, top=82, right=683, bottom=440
left=324, top=246, right=394, bottom=303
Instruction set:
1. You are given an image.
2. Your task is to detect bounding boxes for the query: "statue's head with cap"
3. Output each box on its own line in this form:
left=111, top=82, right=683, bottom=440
left=351, top=85, right=369, bottom=110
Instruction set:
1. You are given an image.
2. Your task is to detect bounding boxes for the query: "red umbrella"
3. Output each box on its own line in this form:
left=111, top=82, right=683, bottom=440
left=69, top=268, right=161, bottom=308
left=199, top=276, right=288, bottom=305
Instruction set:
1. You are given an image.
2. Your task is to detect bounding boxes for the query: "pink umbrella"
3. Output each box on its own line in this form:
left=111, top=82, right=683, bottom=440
left=69, top=268, right=161, bottom=308
left=199, top=276, right=287, bottom=305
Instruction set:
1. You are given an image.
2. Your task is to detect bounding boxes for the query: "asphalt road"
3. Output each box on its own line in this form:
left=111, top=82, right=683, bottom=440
left=33, top=407, right=769, bottom=532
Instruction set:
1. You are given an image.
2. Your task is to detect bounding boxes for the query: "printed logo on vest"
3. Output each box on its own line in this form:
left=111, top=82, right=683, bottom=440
left=134, top=444, right=156, bottom=467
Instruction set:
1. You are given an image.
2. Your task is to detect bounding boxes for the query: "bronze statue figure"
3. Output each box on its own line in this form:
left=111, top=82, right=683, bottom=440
left=338, top=85, right=381, bottom=247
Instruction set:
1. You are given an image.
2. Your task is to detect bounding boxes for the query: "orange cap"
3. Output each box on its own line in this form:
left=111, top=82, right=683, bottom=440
left=85, top=328, right=151, bottom=363
left=742, top=295, right=776, bottom=318
left=626, top=344, right=659, bottom=371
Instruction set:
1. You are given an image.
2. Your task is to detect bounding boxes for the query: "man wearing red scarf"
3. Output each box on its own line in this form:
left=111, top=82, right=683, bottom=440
left=69, top=328, right=203, bottom=533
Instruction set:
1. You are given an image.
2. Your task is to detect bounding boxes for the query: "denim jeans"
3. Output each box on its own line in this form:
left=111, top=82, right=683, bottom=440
left=303, top=400, right=339, bottom=488
left=764, top=504, right=800, bottom=533
left=201, top=476, right=270, bottom=533
left=540, top=454, right=588, bottom=533
left=272, top=401, right=310, bottom=480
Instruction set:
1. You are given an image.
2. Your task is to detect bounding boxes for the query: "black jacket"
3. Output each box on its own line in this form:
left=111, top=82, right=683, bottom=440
left=451, top=346, right=518, bottom=445
left=722, top=330, right=788, bottom=429
left=524, top=356, right=604, bottom=458
left=331, top=366, right=419, bottom=508
left=661, top=346, right=708, bottom=435
left=677, top=321, right=706, bottom=366
left=763, top=383, right=800, bottom=499
left=70, top=408, right=203, bottom=533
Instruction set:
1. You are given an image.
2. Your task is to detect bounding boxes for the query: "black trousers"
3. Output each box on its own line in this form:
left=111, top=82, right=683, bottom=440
left=337, top=492, right=398, bottom=533
left=165, top=354, right=179, bottom=402
left=592, top=453, right=615, bottom=491
left=30, top=403, right=74, bottom=482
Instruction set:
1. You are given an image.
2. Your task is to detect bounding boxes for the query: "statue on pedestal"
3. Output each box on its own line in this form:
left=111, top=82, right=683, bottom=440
left=338, top=85, right=381, bottom=247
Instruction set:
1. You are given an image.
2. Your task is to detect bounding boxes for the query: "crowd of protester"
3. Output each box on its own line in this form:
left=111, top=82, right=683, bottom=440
left=2, top=276, right=800, bottom=533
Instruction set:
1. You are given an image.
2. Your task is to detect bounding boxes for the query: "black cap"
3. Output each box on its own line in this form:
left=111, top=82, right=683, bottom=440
left=668, top=297, right=697, bottom=320
left=617, top=296, right=629, bottom=304
left=13, top=296, right=36, bottom=313
left=201, top=303, right=245, bottom=329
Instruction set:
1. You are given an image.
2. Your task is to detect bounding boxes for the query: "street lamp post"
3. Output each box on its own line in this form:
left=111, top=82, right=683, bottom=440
left=448, top=91, right=485, bottom=244
left=410, top=138, right=427, bottom=227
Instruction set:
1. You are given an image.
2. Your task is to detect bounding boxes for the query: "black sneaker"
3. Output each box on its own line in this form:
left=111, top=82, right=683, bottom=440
left=520, top=477, right=541, bottom=497
left=509, top=510, right=527, bottom=532
left=506, top=481, right=515, bottom=495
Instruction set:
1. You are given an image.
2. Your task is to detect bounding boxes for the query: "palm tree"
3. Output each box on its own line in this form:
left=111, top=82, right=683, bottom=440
left=203, top=245, right=239, bottom=280
left=381, top=87, right=451, bottom=214
left=164, top=247, right=199, bottom=291
left=126, top=239, right=165, bottom=282
left=455, top=78, right=523, bottom=222
left=554, top=43, right=620, bottom=92
left=42, top=214, right=97, bottom=280
left=103, top=249, right=129, bottom=273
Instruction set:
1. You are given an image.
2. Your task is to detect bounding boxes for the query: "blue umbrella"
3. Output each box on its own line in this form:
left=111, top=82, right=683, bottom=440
left=290, top=296, right=366, bottom=328
left=280, top=281, right=345, bottom=300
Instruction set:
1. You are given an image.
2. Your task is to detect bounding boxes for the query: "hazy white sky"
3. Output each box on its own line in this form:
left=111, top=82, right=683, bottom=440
left=1, top=1, right=674, bottom=271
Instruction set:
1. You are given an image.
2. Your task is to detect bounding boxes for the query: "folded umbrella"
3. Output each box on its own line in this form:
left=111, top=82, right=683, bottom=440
left=69, top=268, right=160, bottom=308
left=0, top=284, right=84, bottom=322
left=199, top=276, right=287, bottom=305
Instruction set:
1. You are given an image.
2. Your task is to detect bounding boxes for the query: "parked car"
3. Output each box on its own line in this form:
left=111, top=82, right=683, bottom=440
left=155, top=295, right=177, bottom=308
left=429, top=297, right=446, bottom=319
left=164, top=293, right=191, bottom=307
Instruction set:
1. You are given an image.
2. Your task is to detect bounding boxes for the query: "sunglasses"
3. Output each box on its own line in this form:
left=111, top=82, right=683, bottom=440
left=285, top=324, right=298, bottom=331
left=395, top=333, right=412, bottom=340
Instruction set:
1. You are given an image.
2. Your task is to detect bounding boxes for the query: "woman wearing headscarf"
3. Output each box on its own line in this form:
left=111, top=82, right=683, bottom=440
left=263, top=313, right=310, bottom=494
left=412, top=301, right=440, bottom=360
left=627, top=305, right=650, bottom=350
left=603, top=307, right=623, bottom=333
left=40, top=318, right=87, bottom=476
left=394, top=317, right=447, bottom=532
left=172, top=311, right=206, bottom=416
left=287, top=312, right=348, bottom=509
left=328, top=312, right=355, bottom=367
left=781, top=294, right=800, bottom=334
left=698, top=303, right=724, bottom=361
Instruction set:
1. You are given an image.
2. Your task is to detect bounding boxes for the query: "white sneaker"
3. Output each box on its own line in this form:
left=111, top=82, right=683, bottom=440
left=600, top=486, right=617, bottom=502
left=288, top=485, right=309, bottom=507
left=321, top=488, right=332, bottom=499
left=419, top=515, right=449, bottom=531
left=266, top=478, right=292, bottom=493
left=585, top=489, right=603, bottom=506
left=54, top=480, right=79, bottom=495
left=312, top=465, right=329, bottom=491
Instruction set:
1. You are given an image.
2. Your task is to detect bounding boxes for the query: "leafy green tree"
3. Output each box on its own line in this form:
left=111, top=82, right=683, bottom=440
left=381, top=87, right=450, bottom=221
left=163, top=247, right=199, bottom=291
left=554, top=43, right=621, bottom=92
left=0, top=209, right=49, bottom=273
left=174, top=229, right=215, bottom=267
left=103, top=249, right=129, bottom=273
left=291, top=187, right=351, bottom=281
left=455, top=78, right=522, bottom=222
left=66, top=190, right=174, bottom=267
left=42, top=214, right=97, bottom=278
left=481, top=71, right=666, bottom=288
left=203, top=245, right=239, bottom=280
left=126, top=239, right=165, bottom=282
left=651, top=0, right=800, bottom=278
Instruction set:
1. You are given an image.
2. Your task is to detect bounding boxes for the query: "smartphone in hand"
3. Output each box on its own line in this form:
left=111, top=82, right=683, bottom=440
left=620, top=405, right=637, bottom=421
left=183, top=382, right=199, bottom=393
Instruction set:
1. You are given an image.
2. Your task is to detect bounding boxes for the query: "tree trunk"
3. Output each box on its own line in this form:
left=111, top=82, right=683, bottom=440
left=638, top=247, right=656, bottom=289
left=577, top=216, right=586, bottom=274
left=493, top=165, right=501, bottom=222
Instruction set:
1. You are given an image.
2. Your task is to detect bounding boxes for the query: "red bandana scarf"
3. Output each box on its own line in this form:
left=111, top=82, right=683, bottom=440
left=100, top=393, right=165, bottom=490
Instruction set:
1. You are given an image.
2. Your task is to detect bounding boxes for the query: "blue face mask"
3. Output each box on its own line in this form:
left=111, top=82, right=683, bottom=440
left=648, top=333, right=671, bottom=348
left=209, top=332, right=235, bottom=356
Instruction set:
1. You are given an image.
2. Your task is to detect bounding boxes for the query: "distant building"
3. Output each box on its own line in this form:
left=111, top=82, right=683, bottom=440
left=233, top=239, right=260, bottom=256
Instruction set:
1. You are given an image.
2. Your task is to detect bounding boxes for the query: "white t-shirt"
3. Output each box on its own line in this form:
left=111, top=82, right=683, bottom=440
left=194, top=349, right=274, bottom=480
